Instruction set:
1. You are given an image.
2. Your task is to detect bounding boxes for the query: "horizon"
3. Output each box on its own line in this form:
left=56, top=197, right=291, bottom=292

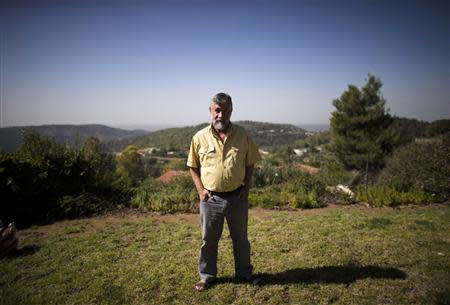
left=1, top=0, right=449, bottom=127
left=4, top=113, right=450, bottom=132
left=0, top=119, right=331, bottom=130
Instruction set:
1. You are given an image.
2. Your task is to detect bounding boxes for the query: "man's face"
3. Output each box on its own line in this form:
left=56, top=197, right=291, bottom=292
left=209, top=102, right=232, bottom=131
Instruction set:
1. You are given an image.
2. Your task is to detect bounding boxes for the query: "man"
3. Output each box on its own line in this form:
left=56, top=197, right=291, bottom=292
left=187, top=92, right=262, bottom=291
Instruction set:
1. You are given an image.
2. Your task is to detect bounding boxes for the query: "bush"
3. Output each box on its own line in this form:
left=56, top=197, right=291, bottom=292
left=132, top=176, right=198, bottom=213
left=161, top=158, right=188, bottom=173
left=0, top=132, right=126, bottom=227
left=315, top=152, right=353, bottom=186
left=282, top=175, right=327, bottom=208
left=248, top=186, right=281, bottom=208
left=57, top=193, right=120, bottom=219
left=115, top=145, right=145, bottom=189
left=376, top=136, right=450, bottom=201
left=280, top=188, right=321, bottom=209
left=356, top=186, right=436, bottom=207
left=250, top=172, right=328, bottom=209
left=253, top=160, right=284, bottom=187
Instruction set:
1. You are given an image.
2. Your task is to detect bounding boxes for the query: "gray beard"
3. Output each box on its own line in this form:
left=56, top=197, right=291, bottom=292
left=214, top=120, right=228, bottom=131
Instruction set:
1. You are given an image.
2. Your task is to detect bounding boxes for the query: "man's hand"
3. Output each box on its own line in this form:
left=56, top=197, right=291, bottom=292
left=198, top=188, right=212, bottom=202
left=189, top=167, right=211, bottom=202
left=239, top=186, right=250, bottom=201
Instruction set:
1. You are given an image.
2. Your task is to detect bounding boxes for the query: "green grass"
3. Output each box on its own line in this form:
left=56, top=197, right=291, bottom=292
left=1, top=204, right=449, bottom=305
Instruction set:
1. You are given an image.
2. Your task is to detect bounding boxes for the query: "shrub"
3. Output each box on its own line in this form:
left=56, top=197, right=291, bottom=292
left=57, top=193, right=119, bottom=219
left=253, top=160, right=284, bottom=187
left=115, top=145, right=145, bottom=189
left=0, top=132, right=126, bottom=227
left=161, top=158, right=188, bottom=173
left=250, top=172, right=328, bottom=209
left=356, top=186, right=436, bottom=207
left=132, top=176, right=198, bottom=213
left=280, top=188, right=321, bottom=209
left=248, top=186, right=281, bottom=208
left=315, top=153, right=353, bottom=186
left=376, top=137, right=450, bottom=201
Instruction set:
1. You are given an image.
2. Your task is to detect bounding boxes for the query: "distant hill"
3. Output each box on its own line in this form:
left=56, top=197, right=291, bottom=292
left=129, top=121, right=308, bottom=151
left=0, top=124, right=149, bottom=152
left=297, top=123, right=329, bottom=132
left=2, top=118, right=447, bottom=154
left=386, top=117, right=450, bottom=148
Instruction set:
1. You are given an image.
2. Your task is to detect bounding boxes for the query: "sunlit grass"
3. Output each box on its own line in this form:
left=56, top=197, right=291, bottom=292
left=1, top=205, right=449, bottom=305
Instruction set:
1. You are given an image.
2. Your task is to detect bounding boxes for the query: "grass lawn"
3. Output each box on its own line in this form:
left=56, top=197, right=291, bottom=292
left=1, top=204, right=449, bottom=305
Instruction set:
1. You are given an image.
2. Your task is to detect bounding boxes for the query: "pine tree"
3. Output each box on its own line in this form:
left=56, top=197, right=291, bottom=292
left=330, top=75, right=393, bottom=173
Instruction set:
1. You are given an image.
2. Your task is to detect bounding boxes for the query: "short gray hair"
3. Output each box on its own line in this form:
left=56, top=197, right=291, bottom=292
left=211, top=92, right=232, bottom=106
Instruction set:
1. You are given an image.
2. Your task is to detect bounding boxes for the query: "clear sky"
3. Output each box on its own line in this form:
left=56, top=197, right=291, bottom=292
left=1, top=0, right=449, bottom=128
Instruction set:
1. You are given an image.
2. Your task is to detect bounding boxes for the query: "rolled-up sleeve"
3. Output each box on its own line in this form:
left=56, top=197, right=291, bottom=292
left=245, top=134, right=261, bottom=166
left=187, top=137, right=199, bottom=168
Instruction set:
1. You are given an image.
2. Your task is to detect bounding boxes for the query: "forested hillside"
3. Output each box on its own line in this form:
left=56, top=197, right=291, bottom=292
left=0, top=125, right=149, bottom=152
left=129, top=121, right=307, bottom=151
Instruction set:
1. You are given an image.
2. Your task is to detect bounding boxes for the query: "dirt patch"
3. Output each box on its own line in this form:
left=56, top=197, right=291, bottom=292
left=18, top=209, right=154, bottom=239
left=156, top=170, right=189, bottom=183
left=293, top=163, right=320, bottom=174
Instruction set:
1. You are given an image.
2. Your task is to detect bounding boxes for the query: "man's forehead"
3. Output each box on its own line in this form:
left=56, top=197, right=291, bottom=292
left=210, top=102, right=231, bottom=110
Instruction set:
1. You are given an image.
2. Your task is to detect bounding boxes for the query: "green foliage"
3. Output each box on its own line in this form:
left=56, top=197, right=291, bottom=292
left=161, top=158, right=188, bottom=173
left=280, top=187, right=321, bottom=209
left=250, top=172, right=328, bottom=209
left=236, top=121, right=307, bottom=147
left=330, top=75, right=393, bottom=171
left=376, top=136, right=450, bottom=201
left=141, top=157, right=162, bottom=178
left=248, top=185, right=282, bottom=208
left=386, top=118, right=450, bottom=148
left=426, top=119, right=450, bottom=137
left=315, top=153, right=353, bottom=186
left=0, top=124, right=148, bottom=153
left=356, top=186, right=436, bottom=207
left=133, top=123, right=208, bottom=150
left=281, top=174, right=327, bottom=208
left=81, top=136, right=118, bottom=190
left=292, top=131, right=331, bottom=148
left=0, top=132, right=125, bottom=226
left=387, top=116, right=428, bottom=148
left=57, top=193, right=118, bottom=218
left=115, top=145, right=145, bottom=189
left=253, top=160, right=284, bottom=187
left=131, top=121, right=307, bottom=151
left=132, top=176, right=197, bottom=213
left=253, top=161, right=310, bottom=188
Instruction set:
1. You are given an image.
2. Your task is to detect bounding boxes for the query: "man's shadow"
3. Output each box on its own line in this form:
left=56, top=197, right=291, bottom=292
left=218, top=264, right=407, bottom=285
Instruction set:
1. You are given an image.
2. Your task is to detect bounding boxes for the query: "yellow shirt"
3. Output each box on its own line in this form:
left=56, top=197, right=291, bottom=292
left=187, top=123, right=261, bottom=192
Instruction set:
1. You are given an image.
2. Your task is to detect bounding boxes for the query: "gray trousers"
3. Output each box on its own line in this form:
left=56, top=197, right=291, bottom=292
left=199, top=192, right=253, bottom=282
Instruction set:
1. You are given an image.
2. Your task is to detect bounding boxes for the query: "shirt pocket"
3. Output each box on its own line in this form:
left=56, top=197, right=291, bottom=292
left=199, top=145, right=216, bottom=167
left=227, top=146, right=244, bottom=167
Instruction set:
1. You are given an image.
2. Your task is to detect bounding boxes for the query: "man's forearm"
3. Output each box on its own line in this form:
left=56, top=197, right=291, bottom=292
left=243, top=165, right=254, bottom=190
left=189, top=167, right=211, bottom=201
left=189, top=167, right=204, bottom=192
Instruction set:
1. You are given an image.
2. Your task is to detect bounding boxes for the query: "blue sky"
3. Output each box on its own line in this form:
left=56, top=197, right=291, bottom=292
left=1, top=0, right=448, bottom=128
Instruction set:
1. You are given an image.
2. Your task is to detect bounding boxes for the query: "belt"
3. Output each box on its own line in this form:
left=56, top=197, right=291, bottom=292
left=209, top=186, right=243, bottom=196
